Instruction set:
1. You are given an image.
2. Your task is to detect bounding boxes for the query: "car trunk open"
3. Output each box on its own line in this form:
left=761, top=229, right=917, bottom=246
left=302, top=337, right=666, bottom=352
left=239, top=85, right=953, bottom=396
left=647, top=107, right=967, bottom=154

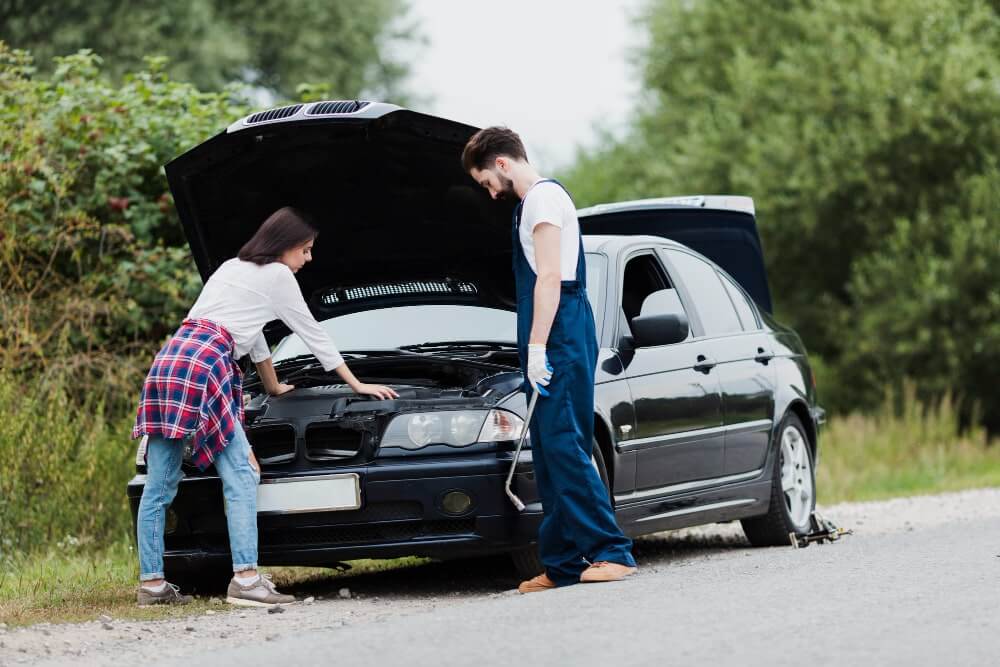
left=578, top=205, right=773, bottom=313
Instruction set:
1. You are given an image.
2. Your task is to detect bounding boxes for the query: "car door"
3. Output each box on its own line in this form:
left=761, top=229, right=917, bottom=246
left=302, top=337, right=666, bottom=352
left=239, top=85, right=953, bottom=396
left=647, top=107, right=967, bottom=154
left=660, top=248, right=776, bottom=476
left=615, top=249, right=725, bottom=491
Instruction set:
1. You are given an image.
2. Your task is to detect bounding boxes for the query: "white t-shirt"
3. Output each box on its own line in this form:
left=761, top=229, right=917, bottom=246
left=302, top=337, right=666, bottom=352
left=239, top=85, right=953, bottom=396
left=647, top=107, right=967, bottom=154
left=186, top=258, right=344, bottom=371
left=519, top=180, right=581, bottom=280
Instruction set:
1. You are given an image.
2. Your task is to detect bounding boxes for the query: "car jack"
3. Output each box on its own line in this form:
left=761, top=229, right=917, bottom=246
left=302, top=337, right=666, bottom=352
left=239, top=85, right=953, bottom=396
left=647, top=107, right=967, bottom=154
left=789, top=511, right=853, bottom=548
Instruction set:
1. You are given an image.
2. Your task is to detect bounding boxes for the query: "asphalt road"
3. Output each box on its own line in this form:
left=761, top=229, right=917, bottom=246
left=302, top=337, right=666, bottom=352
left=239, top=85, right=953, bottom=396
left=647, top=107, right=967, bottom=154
left=5, top=489, right=1000, bottom=667
left=202, top=516, right=1000, bottom=667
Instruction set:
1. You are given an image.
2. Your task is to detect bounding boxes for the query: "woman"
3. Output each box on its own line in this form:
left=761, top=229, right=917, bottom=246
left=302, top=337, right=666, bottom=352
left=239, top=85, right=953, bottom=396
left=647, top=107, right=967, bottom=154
left=132, top=206, right=398, bottom=607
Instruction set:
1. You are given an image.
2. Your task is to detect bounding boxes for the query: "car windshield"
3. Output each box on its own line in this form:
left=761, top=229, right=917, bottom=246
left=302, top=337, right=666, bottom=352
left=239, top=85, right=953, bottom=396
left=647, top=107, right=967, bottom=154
left=271, top=253, right=607, bottom=359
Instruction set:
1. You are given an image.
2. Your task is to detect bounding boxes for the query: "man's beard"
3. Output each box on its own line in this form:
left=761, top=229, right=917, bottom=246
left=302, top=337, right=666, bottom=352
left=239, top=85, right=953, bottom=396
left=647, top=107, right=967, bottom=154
left=496, top=175, right=516, bottom=200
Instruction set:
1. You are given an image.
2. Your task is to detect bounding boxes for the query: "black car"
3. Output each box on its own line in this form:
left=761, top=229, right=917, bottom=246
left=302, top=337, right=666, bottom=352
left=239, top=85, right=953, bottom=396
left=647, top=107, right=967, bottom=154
left=127, top=101, right=824, bottom=587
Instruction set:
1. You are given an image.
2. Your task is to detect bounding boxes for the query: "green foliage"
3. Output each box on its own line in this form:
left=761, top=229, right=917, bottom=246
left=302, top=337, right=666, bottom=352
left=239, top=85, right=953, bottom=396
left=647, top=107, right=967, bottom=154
left=0, top=0, right=417, bottom=101
left=564, top=0, right=1000, bottom=428
left=0, top=44, right=249, bottom=404
left=0, top=368, right=135, bottom=562
left=817, top=384, right=1000, bottom=502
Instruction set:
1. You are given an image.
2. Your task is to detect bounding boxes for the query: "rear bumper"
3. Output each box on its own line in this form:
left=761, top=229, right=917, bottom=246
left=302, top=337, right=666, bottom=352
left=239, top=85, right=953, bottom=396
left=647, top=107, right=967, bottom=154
left=126, top=451, right=542, bottom=572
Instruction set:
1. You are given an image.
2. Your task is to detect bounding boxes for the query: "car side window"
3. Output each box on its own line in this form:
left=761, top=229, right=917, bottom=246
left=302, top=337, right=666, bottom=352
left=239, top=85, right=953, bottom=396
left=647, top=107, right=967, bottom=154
left=662, top=249, right=742, bottom=336
left=619, top=252, right=687, bottom=341
left=718, top=271, right=759, bottom=330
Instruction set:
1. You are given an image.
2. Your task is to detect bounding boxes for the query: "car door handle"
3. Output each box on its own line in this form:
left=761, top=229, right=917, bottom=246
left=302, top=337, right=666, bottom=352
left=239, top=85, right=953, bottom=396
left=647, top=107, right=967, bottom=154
left=694, top=355, right=717, bottom=373
left=755, top=347, right=774, bottom=365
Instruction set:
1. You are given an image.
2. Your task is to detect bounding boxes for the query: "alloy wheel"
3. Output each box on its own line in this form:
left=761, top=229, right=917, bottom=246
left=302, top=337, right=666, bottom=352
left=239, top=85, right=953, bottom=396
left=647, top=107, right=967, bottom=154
left=779, top=424, right=813, bottom=527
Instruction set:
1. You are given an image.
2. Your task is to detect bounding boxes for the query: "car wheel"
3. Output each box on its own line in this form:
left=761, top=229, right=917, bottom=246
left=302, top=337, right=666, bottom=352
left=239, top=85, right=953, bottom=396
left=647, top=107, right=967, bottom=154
left=510, top=437, right=611, bottom=580
left=741, top=412, right=816, bottom=547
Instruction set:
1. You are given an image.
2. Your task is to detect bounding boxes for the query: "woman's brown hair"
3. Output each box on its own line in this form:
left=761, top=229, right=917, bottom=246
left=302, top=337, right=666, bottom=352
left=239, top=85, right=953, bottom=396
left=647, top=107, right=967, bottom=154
left=238, top=207, right=318, bottom=265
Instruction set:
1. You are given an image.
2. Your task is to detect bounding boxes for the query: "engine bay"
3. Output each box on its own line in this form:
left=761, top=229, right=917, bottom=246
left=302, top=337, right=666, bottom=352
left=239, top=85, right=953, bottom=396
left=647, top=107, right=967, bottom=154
left=233, top=353, right=525, bottom=471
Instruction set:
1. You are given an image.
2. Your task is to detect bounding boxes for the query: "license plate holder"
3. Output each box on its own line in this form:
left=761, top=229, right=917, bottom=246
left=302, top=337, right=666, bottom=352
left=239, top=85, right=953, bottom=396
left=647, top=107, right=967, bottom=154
left=256, top=474, right=361, bottom=515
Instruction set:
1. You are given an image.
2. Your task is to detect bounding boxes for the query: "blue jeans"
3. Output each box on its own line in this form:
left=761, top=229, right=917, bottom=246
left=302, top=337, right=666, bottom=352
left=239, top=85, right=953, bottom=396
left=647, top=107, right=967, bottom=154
left=137, top=423, right=260, bottom=581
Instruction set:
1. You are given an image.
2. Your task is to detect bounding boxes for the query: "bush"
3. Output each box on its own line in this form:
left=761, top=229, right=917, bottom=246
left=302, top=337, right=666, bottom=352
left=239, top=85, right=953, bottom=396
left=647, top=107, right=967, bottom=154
left=0, top=369, right=135, bottom=562
left=0, top=44, right=249, bottom=410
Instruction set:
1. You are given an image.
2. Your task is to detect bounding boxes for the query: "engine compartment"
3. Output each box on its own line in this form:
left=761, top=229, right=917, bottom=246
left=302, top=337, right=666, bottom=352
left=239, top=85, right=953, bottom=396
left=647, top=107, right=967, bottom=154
left=232, top=354, right=524, bottom=472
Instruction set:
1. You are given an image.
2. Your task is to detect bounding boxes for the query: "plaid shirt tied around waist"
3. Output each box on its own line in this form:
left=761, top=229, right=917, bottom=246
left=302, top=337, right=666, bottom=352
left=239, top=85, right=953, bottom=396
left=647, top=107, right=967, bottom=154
left=132, top=318, right=245, bottom=471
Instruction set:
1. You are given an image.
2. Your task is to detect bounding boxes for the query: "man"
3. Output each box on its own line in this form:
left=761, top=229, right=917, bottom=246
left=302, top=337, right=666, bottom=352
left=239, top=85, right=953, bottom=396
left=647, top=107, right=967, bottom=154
left=462, top=127, right=637, bottom=592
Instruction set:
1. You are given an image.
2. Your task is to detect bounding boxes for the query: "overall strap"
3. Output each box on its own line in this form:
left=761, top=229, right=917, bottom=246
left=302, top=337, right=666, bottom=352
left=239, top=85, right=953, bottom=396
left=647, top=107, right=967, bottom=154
left=514, top=178, right=570, bottom=229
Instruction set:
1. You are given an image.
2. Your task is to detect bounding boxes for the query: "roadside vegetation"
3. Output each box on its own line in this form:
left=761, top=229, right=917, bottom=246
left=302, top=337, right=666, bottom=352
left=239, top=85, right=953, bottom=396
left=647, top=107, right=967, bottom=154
left=2, top=0, right=998, bottom=628
left=818, top=386, right=999, bottom=502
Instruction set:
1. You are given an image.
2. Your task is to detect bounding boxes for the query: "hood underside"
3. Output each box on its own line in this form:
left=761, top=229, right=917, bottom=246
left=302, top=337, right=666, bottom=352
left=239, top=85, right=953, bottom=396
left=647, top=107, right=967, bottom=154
left=165, top=106, right=516, bottom=322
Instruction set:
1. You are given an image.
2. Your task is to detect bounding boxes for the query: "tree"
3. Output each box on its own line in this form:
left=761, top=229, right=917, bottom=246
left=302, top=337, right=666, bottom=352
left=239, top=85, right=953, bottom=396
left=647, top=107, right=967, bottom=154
left=0, top=0, right=416, bottom=101
left=563, top=0, right=1000, bottom=429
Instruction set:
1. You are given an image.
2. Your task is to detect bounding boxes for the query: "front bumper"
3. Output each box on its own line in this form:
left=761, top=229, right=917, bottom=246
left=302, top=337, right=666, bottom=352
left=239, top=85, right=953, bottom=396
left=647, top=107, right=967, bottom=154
left=126, top=451, right=541, bottom=572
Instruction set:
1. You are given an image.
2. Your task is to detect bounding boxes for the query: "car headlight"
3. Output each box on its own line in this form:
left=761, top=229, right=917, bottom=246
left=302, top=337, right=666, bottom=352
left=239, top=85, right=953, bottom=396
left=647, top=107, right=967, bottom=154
left=382, top=409, right=525, bottom=450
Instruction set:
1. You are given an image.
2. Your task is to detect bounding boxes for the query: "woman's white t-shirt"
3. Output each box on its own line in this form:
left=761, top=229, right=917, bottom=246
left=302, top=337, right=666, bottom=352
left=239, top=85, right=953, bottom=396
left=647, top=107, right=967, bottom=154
left=186, top=258, right=344, bottom=371
left=518, top=180, right=581, bottom=280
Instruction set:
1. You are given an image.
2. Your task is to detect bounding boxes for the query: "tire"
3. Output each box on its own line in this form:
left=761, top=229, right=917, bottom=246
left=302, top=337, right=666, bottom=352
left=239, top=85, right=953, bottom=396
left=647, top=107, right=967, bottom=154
left=741, top=412, right=816, bottom=547
left=510, top=437, right=610, bottom=579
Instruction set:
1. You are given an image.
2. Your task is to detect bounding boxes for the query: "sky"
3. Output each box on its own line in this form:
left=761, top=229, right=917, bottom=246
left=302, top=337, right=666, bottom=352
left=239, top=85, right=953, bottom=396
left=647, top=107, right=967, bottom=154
left=404, top=0, right=643, bottom=173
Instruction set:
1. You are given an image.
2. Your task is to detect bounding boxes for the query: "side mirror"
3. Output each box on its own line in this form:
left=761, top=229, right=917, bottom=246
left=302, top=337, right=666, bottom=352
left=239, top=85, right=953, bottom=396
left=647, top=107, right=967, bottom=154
left=630, top=312, right=689, bottom=348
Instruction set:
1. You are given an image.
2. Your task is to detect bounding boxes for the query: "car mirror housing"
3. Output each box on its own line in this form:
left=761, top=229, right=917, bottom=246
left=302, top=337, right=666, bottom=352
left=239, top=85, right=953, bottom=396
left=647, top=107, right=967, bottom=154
left=631, top=312, right=689, bottom=348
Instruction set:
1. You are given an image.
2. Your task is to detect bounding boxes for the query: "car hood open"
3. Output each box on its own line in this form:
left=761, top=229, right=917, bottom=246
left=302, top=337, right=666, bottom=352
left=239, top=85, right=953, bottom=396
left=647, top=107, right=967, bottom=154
left=166, top=102, right=772, bottom=331
left=165, top=102, right=516, bottom=327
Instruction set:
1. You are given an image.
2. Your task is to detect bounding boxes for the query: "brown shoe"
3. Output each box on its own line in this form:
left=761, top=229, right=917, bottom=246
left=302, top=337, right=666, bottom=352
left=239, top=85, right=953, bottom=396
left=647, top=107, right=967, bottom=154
left=517, top=573, right=557, bottom=594
left=580, top=561, right=637, bottom=583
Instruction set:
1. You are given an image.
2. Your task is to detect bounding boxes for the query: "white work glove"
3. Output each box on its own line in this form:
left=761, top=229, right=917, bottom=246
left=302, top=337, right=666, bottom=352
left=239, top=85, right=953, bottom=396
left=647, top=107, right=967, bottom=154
left=526, top=344, right=554, bottom=397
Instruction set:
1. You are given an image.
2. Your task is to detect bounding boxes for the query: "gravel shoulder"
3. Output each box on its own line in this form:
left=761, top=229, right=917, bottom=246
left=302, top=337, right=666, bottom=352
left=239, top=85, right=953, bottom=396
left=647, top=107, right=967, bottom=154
left=2, top=488, right=999, bottom=666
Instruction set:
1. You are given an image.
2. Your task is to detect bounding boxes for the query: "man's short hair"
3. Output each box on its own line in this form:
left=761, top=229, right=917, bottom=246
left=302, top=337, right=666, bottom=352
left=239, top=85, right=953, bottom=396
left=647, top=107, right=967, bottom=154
left=462, top=126, right=528, bottom=172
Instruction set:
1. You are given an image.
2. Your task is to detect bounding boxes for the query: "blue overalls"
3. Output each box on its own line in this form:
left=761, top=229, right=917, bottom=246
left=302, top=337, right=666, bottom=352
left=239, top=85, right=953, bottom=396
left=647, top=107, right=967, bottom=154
left=513, top=179, right=636, bottom=586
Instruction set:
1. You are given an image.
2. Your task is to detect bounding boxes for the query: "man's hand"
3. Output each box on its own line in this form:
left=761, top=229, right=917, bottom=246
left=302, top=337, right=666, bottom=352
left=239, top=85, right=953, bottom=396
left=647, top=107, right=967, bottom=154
left=527, top=344, right=553, bottom=396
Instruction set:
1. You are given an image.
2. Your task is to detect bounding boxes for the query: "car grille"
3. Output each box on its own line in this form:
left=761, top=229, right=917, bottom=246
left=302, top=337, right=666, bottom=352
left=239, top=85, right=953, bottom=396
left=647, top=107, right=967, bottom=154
left=246, top=424, right=296, bottom=464
left=245, top=104, right=303, bottom=124
left=304, top=423, right=365, bottom=461
left=306, top=100, right=369, bottom=115
left=260, top=519, right=476, bottom=548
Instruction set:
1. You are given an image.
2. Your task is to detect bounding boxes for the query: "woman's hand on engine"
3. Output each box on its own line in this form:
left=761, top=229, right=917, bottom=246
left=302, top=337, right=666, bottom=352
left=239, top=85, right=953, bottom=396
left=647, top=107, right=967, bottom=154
left=268, top=382, right=295, bottom=396
left=353, top=383, right=399, bottom=400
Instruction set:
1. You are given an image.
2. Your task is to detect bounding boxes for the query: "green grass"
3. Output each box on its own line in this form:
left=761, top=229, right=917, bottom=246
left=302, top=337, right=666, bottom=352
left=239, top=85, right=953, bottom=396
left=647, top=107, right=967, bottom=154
left=817, top=387, right=1000, bottom=503
left=0, top=540, right=216, bottom=626
left=0, top=540, right=429, bottom=627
